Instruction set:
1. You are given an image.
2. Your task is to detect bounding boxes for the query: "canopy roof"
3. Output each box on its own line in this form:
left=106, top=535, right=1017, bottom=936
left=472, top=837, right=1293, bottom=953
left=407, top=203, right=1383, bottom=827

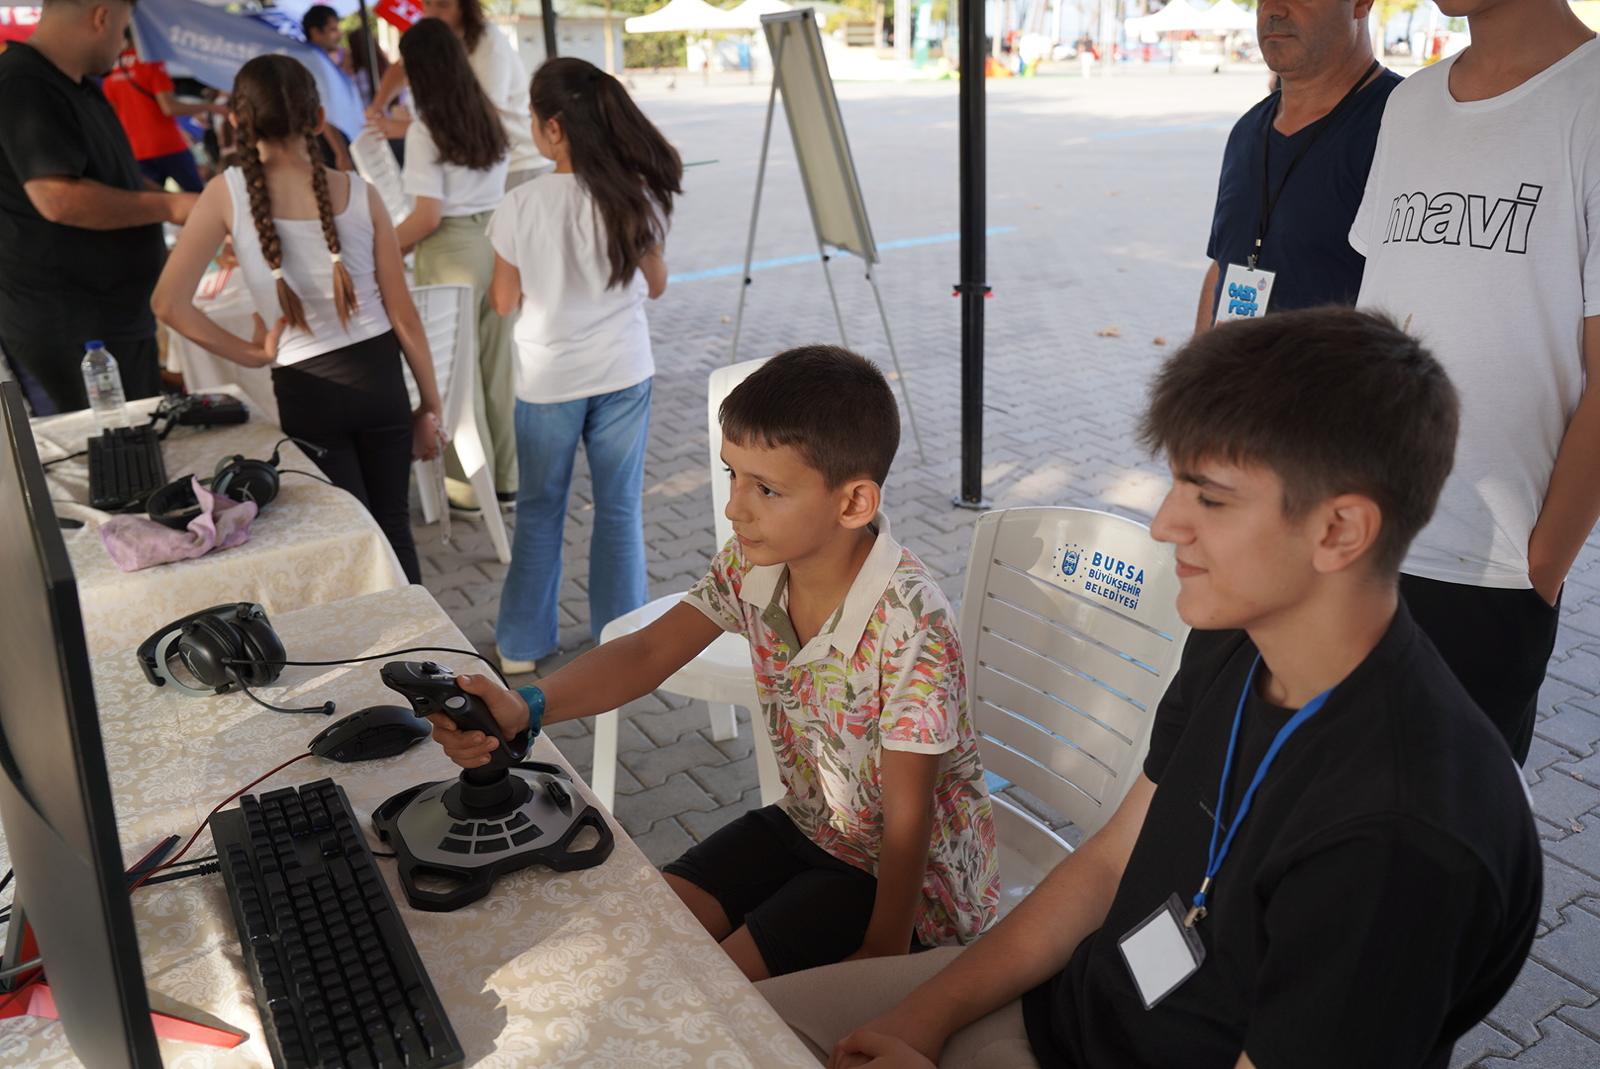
left=624, top=0, right=747, bottom=34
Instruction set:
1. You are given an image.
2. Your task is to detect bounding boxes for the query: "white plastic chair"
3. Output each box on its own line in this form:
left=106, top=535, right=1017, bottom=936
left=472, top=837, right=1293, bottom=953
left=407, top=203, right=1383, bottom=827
left=959, top=507, right=1189, bottom=917
left=403, top=284, right=511, bottom=565
left=590, top=359, right=784, bottom=813
left=349, top=127, right=410, bottom=225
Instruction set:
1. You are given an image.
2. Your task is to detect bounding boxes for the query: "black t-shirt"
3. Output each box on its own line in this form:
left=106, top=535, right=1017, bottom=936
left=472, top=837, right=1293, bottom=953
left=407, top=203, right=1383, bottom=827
left=1205, top=71, right=1401, bottom=319
left=0, top=42, right=165, bottom=346
left=1021, top=605, right=1540, bottom=1069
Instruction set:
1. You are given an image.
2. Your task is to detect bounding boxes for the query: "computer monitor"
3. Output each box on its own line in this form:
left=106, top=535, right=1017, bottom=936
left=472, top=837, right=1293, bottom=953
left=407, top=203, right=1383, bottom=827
left=0, top=379, right=162, bottom=1067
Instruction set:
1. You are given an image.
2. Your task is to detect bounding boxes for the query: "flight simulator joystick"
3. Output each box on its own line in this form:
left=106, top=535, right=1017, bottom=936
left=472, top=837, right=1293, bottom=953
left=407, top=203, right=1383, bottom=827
left=371, top=661, right=613, bottom=911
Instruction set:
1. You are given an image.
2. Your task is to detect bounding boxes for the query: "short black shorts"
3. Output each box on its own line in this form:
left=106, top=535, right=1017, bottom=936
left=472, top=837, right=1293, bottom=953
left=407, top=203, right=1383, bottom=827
left=663, top=804, right=917, bottom=977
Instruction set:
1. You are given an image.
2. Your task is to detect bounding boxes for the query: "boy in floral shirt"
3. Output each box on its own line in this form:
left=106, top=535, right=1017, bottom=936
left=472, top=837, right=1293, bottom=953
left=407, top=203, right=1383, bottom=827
left=427, top=345, right=1000, bottom=980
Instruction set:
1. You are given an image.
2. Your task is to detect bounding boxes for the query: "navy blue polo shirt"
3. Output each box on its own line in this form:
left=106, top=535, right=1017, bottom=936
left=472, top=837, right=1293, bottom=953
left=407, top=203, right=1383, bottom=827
left=1206, top=71, right=1401, bottom=319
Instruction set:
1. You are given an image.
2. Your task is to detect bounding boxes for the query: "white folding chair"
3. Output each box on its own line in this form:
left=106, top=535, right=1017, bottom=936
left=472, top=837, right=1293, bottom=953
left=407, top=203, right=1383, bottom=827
left=590, top=358, right=783, bottom=813
left=403, top=284, right=511, bottom=565
left=349, top=128, right=410, bottom=225
left=959, top=506, right=1189, bottom=917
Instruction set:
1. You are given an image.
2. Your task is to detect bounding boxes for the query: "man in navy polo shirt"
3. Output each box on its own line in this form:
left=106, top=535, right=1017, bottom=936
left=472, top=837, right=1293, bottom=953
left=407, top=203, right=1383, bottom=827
left=1194, top=0, right=1400, bottom=332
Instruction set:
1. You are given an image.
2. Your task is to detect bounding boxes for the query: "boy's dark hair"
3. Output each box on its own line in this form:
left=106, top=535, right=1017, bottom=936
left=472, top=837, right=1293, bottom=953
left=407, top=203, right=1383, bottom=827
left=301, top=4, right=338, bottom=37
left=1138, top=308, right=1459, bottom=575
left=720, top=346, right=900, bottom=487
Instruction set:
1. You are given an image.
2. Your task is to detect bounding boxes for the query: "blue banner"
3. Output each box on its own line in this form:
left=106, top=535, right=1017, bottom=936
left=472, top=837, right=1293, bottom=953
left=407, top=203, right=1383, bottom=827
left=131, top=0, right=365, bottom=141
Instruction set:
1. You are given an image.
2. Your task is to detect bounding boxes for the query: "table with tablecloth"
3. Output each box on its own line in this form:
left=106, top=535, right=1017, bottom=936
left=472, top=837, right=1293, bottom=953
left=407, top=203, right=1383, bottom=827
left=0, top=584, right=819, bottom=1068
left=31, top=388, right=406, bottom=655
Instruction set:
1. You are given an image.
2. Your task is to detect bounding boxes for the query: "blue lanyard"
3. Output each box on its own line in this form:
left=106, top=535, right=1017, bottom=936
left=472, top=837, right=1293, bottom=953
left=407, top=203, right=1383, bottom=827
left=1184, top=655, right=1332, bottom=928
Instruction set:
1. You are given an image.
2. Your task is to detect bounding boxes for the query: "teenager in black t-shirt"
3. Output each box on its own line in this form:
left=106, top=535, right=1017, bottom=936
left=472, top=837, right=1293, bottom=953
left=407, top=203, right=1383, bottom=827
left=757, top=309, right=1541, bottom=1069
left=0, top=0, right=194, bottom=413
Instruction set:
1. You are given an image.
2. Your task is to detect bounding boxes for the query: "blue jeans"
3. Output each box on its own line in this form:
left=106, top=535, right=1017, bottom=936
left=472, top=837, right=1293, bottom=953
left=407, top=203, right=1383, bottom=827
left=496, top=379, right=652, bottom=662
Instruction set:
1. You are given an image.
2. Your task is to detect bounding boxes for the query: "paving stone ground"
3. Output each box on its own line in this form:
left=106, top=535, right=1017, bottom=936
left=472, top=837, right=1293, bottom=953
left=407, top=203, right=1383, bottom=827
left=412, top=67, right=1600, bottom=1067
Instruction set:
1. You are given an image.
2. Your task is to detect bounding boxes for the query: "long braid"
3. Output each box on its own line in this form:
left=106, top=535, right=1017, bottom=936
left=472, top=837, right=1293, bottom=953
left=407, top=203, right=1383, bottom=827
left=304, top=128, right=358, bottom=327
left=236, top=107, right=309, bottom=331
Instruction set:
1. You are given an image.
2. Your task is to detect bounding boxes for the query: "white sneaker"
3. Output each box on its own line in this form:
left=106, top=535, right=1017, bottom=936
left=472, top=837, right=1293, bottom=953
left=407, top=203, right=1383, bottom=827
left=499, top=653, right=537, bottom=676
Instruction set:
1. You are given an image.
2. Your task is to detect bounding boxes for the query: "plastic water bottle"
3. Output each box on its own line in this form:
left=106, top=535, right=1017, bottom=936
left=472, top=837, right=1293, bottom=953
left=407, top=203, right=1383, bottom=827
left=81, top=341, right=129, bottom=433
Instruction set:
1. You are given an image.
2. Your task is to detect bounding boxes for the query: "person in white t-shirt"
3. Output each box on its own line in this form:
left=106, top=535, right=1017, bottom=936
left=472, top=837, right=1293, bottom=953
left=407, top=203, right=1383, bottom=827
left=486, top=57, right=682, bottom=674
left=1349, top=0, right=1599, bottom=762
left=393, top=18, right=516, bottom=505
left=366, top=0, right=545, bottom=187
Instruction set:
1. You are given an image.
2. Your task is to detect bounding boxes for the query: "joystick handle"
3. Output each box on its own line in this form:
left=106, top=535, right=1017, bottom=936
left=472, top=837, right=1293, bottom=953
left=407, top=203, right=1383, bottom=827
left=379, top=660, right=526, bottom=774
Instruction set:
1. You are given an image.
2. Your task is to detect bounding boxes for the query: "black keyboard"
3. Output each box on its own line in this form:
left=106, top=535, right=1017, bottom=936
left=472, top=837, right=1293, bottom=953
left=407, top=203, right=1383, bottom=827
left=210, top=779, right=463, bottom=1069
left=87, top=424, right=167, bottom=510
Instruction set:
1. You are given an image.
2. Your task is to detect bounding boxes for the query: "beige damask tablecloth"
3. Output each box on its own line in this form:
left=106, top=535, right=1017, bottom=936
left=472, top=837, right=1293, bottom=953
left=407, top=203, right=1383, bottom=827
left=0, top=585, right=818, bottom=1068
left=30, top=388, right=406, bottom=655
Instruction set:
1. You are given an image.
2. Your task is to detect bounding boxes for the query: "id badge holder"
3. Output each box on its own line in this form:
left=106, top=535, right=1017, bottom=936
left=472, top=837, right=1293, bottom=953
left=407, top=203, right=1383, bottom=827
left=1117, top=893, right=1207, bottom=1010
left=1215, top=263, right=1277, bottom=324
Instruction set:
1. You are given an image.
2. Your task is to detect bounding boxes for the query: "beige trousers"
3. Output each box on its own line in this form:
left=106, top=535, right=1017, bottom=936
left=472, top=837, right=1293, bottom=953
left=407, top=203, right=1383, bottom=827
left=755, top=947, right=1041, bottom=1069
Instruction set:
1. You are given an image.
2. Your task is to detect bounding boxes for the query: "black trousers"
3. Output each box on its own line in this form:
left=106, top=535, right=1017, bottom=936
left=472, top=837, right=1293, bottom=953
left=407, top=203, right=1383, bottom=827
left=0, top=332, right=161, bottom=416
left=1400, top=573, right=1562, bottom=764
left=271, top=332, right=420, bottom=584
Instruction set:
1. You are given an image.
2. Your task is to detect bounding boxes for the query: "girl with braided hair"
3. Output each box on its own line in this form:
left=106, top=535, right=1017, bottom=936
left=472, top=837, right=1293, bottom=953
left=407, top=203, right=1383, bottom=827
left=151, top=54, right=442, bottom=583
left=487, top=56, right=681, bottom=674
left=394, top=18, right=515, bottom=512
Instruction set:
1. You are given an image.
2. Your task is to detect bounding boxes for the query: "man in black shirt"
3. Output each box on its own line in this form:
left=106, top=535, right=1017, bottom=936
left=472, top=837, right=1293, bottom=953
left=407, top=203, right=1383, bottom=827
left=758, top=310, right=1541, bottom=1069
left=1195, top=0, right=1399, bottom=332
left=0, top=0, right=194, bottom=414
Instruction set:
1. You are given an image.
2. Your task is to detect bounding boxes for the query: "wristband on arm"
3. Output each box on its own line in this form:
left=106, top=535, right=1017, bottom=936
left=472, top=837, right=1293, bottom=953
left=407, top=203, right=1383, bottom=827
left=514, top=684, right=546, bottom=753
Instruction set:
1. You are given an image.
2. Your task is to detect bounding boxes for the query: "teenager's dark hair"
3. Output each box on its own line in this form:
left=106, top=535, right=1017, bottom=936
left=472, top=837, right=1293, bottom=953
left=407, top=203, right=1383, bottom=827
left=720, top=346, right=900, bottom=487
left=530, top=57, right=683, bottom=289
left=455, top=0, right=487, bottom=53
left=1138, top=308, right=1459, bottom=575
left=347, top=25, right=390, bottom=79
left=399, top=19, right=507, bottom=170
left=230, top=55, right=359, bottom=330
left=301, top=4, right=338, bottom=37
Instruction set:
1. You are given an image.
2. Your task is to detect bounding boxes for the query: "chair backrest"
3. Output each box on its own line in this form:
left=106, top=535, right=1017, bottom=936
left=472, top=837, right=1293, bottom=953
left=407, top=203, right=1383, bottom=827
left=403, top=284, right=476, bottom=439
left=959, top=506, right=1190, bottom=840
left=706, top=358, right=769, bottom=550
left=350, top=128, right=410, bottom=225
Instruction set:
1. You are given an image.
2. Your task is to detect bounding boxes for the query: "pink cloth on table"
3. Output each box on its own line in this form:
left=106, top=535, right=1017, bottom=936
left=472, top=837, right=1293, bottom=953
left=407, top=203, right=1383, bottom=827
left=98, top=477, right=259, bottom=572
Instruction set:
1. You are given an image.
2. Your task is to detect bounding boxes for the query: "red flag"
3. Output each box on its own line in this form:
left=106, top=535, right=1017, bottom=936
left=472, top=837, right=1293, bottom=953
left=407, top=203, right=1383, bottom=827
left=0, top=7, right=41, bottom=43
left=374, top=0, right=424, bottom=32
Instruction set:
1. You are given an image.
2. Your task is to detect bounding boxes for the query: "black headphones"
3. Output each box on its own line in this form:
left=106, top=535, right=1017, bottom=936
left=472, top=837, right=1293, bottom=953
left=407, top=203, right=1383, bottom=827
left=137, top=603, right=334, bottom=715
left=146, top=437, right=325, bottom=530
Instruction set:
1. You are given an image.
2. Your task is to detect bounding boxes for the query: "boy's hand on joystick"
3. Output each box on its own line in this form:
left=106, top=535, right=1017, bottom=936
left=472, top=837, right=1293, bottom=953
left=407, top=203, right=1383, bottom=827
left=425, top=674, right=530, bottom=769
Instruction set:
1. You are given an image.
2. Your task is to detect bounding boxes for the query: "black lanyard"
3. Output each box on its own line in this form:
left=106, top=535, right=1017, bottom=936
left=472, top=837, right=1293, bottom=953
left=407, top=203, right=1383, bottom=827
left=1251, top=59, right=1381, bottom=268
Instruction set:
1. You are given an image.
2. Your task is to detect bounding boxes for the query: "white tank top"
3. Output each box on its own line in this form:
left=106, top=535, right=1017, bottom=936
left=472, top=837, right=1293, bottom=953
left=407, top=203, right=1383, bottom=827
left=224, top=167, right=392, bottom=367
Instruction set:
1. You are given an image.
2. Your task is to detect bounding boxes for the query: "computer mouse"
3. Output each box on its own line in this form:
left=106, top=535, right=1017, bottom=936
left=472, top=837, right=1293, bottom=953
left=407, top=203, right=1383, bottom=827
left=308, top=705, right=431, bottom=763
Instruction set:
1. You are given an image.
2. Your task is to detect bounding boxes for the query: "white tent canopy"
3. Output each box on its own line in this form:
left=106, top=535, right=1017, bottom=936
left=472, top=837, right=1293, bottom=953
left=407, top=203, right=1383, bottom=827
left=1126, top=0, right=1256, bottom=37
left=727, top=0, right=794, bottom=29
left=1202, top=0, right=1257, bottom=33
left=624, top=0, right=748, bottom=34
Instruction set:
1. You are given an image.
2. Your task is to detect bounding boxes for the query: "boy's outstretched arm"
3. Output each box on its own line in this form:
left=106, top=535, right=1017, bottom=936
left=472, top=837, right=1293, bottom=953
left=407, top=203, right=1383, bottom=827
left=850, top=749, right=940, bottom=959
left=427, top=602, right=723, bottom=767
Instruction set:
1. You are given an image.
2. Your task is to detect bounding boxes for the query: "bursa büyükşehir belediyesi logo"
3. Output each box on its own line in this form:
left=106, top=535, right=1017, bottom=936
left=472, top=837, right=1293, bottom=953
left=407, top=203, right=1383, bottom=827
left=1058, top=544, right=1081, bottom=578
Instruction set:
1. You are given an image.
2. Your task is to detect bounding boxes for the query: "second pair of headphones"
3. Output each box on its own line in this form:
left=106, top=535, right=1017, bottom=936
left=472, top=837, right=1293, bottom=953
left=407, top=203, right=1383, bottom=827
left=145, top=437, right=326, bottom=530
left=136, top=603, right=334, bottom=715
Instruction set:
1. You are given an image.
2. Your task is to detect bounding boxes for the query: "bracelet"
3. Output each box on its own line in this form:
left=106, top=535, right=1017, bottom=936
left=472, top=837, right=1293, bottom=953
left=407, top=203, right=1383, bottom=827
left=515, top=685, right=546, bottom=754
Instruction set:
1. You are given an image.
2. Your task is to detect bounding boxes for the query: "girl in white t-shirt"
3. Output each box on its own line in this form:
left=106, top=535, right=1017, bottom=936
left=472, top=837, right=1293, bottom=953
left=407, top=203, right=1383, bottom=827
left=366, top=0, right=544, bottom=186
left=488, top=57, right=682, bottom=672
left=393, top=18, right=516, bottom=504
left=152, top=55, right=444, bottom=583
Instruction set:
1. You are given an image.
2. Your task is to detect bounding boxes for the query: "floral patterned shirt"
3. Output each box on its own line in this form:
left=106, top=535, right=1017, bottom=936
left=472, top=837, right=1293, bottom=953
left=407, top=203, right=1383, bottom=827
left=684, top=513, right=1000, bottom=946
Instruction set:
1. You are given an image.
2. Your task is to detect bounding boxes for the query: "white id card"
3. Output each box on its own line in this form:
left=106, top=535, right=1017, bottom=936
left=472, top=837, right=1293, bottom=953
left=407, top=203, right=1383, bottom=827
left=1117, top=893, right=1207, bottom=1010
left=1216, top=263, right=1277, bottom=324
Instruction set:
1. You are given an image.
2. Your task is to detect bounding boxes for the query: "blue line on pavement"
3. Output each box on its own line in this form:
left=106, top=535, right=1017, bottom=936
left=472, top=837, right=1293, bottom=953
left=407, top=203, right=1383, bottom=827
left=670, top=226, right=1018, bottom=284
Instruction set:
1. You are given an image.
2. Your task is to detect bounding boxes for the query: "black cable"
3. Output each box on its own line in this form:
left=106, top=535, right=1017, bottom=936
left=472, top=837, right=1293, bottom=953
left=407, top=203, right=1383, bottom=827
left=42, top=449, right=86, bottom=468
left=279, top=468, right=334, bottom=486
left=226, top=646, right=509, bottom=687
left=237, top=678, right=334, bottom=716
left=137, top=862, right=223, bottom=888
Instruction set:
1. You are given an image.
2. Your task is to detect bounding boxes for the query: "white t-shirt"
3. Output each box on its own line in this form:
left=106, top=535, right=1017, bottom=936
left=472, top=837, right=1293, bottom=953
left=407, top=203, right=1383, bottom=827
left=469, top=26, right=545, bottom=177
left=402, top=119, right=508, bottom=217
left=488, top=173, right=656, bottom=404
left=1350, top=38, right=1600, bottom=589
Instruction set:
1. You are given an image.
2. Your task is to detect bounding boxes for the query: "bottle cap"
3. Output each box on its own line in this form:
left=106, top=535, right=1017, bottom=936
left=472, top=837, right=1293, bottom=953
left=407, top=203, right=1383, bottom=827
left=86, top=340, right=104, bottom=350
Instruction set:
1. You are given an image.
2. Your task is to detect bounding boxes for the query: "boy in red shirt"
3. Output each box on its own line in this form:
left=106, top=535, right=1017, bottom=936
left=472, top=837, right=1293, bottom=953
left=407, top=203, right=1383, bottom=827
left=102, top=33, right=221, bottom=192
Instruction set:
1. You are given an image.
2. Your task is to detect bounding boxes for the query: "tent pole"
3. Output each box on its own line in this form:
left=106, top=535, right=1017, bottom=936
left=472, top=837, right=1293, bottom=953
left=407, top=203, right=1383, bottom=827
left=541, top=0, right=559, bottom=60
left=355, top=0, right=380, bottom=104
left=956, top=0, right=987, bottom=508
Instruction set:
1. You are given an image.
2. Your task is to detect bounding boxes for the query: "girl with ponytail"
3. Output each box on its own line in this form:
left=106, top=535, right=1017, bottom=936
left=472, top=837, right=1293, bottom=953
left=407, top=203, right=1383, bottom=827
left=394, top=18, right=516, bottom=510
left=151, top=54, right=443, bottom=583
left=487, top=56, right=682, bottom=674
